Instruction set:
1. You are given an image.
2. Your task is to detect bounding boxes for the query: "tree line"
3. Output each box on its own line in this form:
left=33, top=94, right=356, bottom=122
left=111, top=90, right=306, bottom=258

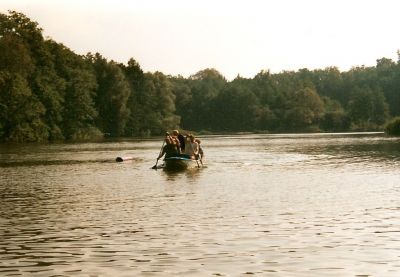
left=1, top=11, right=399, bottom=142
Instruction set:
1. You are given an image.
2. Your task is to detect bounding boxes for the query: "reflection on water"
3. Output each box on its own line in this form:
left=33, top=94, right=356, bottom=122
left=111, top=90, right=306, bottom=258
left=1, top=133, right=400, bottom=276
left=162, top=167, right=203, bottom=182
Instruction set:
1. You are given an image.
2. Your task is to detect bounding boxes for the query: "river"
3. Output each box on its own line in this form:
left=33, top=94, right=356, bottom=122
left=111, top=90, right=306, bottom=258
left=1, top=132, right=400, bottom=276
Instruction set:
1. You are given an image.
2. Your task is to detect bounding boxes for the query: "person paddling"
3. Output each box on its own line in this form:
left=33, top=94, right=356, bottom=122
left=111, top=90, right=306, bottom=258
left=195, top=139, right=204, bottom=160
left=183, top=134, right=199, bottom=159
left=157, top=133, right=180, bottom=161
left=172, top=130, right=185, bottom=152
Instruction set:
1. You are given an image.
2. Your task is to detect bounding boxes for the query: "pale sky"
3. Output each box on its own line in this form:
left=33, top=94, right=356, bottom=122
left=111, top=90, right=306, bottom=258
left=1, top=0, right=400, bottom=80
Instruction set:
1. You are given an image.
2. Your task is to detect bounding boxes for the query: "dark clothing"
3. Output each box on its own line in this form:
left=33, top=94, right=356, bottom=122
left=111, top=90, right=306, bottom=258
left=177, top=134, right=185, bottom=152
left=163, top=144, right=180, bottom=159
left=179, top=154, right=192, bottom=159
left=198, top=146, right=204, bottom=158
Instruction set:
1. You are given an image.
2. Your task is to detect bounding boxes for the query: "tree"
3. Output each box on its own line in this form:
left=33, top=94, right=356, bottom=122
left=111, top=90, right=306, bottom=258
left=285, top=87, right=325, bottom=131
left=385, top=117, right=400, bottom=136
left=251, top=71, right=280, bottom=130
left=2, top=10, right=400, bottom=140
left=120, top=58, right=145, bottom=136
left=0, top=72, right=48, bottom=142
left=212, top=83, right=260, bottom=131
left=348, top=86, right=389, bottom=130
left=169, top=76, right=192, bottom=129
left=63, top=69, right=101, bottom=140
left=312, top=67, right=345, bottom=105
left=187, top=68, right=226, bottom=130
left=0, top=34, right=34, bottom=77
left=92, top=54, right=131, bottom=137
left=31, top=67, right=66, bottom=140
left=252, top=70, right=278, bottom=106
left=320, top=96, right=349, bottom=131
left=375, top=57, right=399, bottom=117
left=143, top=72, right=180, bottom=134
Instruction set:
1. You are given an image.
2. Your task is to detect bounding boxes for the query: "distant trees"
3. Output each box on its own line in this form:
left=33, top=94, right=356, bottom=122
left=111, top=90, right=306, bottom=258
left=1, top=10, right=399, bottom=142
left=284, top=87, right=324, bottom=131
left=347, top=87, right=389, bottom=130
left=0, top=11, right=49, bottom=142
left=212, top=82, right=259, bottom=131
left=185, top=68, right=227, bottom=130
left=139, top=72, right=180, bottom=135
left=0, top=72, right=47, bottom=142
left=91, top=54, right=131, bottom=137
left=0, top=11, right=181, bottom=142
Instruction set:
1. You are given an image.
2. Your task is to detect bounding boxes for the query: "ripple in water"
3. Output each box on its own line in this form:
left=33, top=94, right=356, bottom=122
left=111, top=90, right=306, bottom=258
left=1, top=133, right=400, bottom=276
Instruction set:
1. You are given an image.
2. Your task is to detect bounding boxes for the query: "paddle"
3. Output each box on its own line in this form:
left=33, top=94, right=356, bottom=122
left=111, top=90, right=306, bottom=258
left=194, top=153, right=203, bottom=168
left=152, top=140, right=165, bottom=169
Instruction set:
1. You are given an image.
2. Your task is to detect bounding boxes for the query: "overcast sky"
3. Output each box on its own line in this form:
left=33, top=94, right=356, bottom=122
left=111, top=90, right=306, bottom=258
left=1, top=0, right=400, bottom=80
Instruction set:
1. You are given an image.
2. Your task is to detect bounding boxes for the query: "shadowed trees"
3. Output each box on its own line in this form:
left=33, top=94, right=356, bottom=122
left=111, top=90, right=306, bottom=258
left=91, top=54, right=131, bottom=137
left=186, top=68, right=227, bottom=130
left=284, top=87, right=325, bottom=131
left=211, top=81, right=259, bottom=131
left=0, top=72, right=47, bottom=142
left=0, top=10, right=399, bottom=142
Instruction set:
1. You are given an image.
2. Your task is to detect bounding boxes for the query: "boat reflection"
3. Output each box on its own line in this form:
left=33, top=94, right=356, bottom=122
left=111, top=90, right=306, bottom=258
left=162, top=165, right=203, bottom=181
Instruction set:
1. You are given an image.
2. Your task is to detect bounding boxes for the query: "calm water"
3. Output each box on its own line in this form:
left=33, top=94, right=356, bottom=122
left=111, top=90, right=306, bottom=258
left=1, top=133, right=400, bottom=276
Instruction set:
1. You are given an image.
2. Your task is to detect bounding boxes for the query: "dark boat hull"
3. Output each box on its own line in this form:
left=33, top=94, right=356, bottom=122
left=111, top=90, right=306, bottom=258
left=164, top=156, right=197, bottom=170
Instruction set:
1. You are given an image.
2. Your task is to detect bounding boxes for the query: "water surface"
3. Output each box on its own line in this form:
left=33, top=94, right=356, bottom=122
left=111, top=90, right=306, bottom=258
left=1, top=133, right=400, bottom=276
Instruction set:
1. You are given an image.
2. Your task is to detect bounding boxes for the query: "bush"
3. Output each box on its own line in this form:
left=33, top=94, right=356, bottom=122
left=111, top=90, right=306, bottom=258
left=385, top=117, right=400, bottom=136
left=69, top=127, right=103, bottom=141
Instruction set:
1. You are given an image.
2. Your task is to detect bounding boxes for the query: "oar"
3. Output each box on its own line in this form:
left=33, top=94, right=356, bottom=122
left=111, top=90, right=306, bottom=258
left=195, top=153, right=204, bottom=167
left=194, top=153, right=204, bottom=167
left=198, top=155, right=203, bottom=166
left=152, top=140, right=165, bottom=169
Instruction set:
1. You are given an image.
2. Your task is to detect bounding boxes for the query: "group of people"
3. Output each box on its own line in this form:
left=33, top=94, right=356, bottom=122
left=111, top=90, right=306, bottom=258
left=157, top=130, right=204, bottom=161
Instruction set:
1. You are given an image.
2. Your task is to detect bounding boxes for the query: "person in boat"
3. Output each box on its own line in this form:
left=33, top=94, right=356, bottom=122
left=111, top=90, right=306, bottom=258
left=157, top=133, right=180, bottom=161
left=195, top=139, right=204, bottom=159
left=172, top=130, right=185, bottom=152
left=171, top=136, right=181, bottom=152
left=183, top=134, right=199, bottom=159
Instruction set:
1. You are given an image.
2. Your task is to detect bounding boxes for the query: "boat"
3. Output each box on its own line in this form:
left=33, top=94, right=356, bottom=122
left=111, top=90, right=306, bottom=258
left=163, top=156, right=200, bottom=170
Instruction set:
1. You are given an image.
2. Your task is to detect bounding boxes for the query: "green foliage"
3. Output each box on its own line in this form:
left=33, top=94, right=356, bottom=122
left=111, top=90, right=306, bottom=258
left=130, top=72, right=180, bottom=135
left=120, top=59, right=147, bottom=136
left=32, top=67, right=66, bottom=140
left=92, top=55, right=131, bottom=137
left=0, top=34, right=34, bottom=77
left=186, top=68, right=226, bottom=130
left=348, top=86, right=389, bottom=130
left=0, top=10, right=399, bottom=142
left=376, top=58, right=400, bottom=117
left=63, top=69, right=100, bottom=140
left=0, top=72, right=48, bottom=142
left=212, top=83, right=259, bottom=131
left=321, top=111, right=350, bottom=132
left=313, top=67, right=345, bottom=104
left=170, top=76, right=192, bottom=128
left=284, top=87, right=325, bottom=130
left=385, top=117, right=400, bottom=136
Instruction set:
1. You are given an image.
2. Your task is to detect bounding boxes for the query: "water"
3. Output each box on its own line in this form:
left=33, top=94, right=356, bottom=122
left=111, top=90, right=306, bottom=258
left=1, top=133, right=400, bottom=276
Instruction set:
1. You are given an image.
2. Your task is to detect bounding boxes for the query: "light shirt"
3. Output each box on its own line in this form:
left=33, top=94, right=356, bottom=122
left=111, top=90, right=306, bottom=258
left=184, top=141, right=199, bottom=156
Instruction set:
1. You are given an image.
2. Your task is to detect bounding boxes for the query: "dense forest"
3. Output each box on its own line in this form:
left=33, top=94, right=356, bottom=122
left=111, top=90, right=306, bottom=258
left=1, top=11, right=400, bottom=142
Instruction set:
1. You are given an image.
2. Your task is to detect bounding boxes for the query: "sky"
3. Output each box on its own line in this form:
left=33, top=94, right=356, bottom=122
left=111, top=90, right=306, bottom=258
left=1, top=0, right=400, bottom=80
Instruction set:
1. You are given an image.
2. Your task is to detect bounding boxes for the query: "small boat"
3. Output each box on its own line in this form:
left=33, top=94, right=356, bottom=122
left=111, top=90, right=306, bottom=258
left=163, top=156, right=200, bottom=170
